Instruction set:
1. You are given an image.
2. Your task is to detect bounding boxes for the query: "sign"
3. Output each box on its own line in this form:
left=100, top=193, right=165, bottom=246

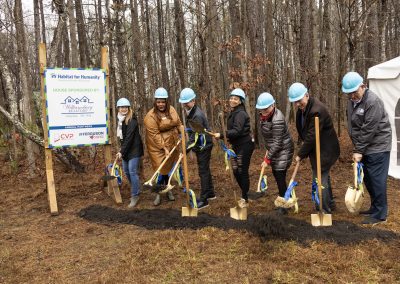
left=45, top=68, right=108, bottom=147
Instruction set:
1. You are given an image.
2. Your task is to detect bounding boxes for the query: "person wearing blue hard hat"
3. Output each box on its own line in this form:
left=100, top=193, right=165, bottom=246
left=116, top=98, right=144, bottom=208
left=256, top=92, right=294, bottom=214
left=179, top=88, right=216, bottom=209
left=215, top=88, right=254, bottom=209
left=288, top=82, right=340, bottom=214
left=342, top=71, right=392, bottom=225
left=144, top=87, right=182, bottom=205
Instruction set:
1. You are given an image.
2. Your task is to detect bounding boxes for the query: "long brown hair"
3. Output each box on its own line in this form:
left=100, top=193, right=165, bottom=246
left=124, top=107, right=133, bottom=124
left=153, top=99, right=172, bottom=121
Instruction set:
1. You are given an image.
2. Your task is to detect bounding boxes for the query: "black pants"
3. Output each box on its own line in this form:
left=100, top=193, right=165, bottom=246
left=231, top=141, right=255, bottom=201
left=272, top=170, right=288, bottom=197
left=195, top=147, right=215, bottom=201
left=312, top=168, right=335, bottom=213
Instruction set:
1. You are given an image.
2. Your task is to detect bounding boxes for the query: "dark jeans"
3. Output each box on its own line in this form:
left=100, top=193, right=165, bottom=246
left=231, top=141, right=255, bottom=201
left=196, top=147, right=215, bottom=201
left=312, top=168, right=335, bottom=213
left=272, top=170, right=288, bottom=197
left=362, top=151, right=390, bottom=220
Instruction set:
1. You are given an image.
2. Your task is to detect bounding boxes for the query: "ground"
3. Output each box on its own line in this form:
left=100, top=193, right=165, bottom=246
left=1, top=132, right=399, bottom=283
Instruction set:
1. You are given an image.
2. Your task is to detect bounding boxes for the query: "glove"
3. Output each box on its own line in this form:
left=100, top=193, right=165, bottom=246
left=353, top=153, right=362, bottom=162
left=263, top=157, right=271, bottom=165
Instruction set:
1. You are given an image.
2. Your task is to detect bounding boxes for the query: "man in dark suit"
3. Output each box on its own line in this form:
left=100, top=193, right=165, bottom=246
left=288, top=82, right=340, bottom=213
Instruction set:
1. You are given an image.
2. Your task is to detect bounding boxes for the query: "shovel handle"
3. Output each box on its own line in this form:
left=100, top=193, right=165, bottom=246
left=353, top=161, right=358, bottom=189
left=219, top=112, right=235, bottom=183
left=315, top=117, right=323, bottom=212
left=256, top=163, right=267, bottom=192
left=149, top=139, right=181, bottom=181
left=290, top=160, right=300, bottom=182
left=180, top=125, right=191, bottom=206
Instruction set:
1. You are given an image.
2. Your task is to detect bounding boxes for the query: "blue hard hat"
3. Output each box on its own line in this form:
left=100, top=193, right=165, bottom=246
left=154, top=87, right=168, bottom=99
left=288, top=82, right=308, bottom=102
left=179, top=88, right=196, bottom=103
left=256, top=92, right=275, bottom=109
left=116, top=98, right=130, bottom=107
left=229, top=88, right=246, bottom=99
left=342, top=72, right=363, bottom=93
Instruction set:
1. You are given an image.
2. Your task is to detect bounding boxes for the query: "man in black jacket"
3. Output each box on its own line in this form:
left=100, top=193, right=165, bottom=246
left=179, top=88, right=215, bottom=209
left=342, top=72, right=392, bottom=225
left=288, top=83, right=340, bottom=214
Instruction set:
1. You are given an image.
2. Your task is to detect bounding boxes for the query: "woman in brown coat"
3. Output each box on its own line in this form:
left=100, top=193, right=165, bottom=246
left=144, top=87, right=182, bottom=205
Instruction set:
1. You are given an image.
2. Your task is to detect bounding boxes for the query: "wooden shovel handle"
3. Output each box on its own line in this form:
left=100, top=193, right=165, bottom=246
left=180, top=125, right=191, bottom=205
left=219, top=112, right=235, bottom=183
left=353, top=161, right=358, bottom=189
left=149, top=139, right=181, bottom=180
left=290, top=160, right=300, bottom=182
left=315, top=116, right=323, bottom=212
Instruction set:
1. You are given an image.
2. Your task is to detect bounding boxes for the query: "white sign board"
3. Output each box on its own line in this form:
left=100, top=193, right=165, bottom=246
left=45, top=68, right=109, bottom=148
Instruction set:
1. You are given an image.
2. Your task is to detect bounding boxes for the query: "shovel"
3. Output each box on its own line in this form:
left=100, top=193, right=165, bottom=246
left=188, top=120, right=218, bottom=137
left=248, top=152, right=268, bottom=200
left=274, top=160, right=300, bottom=211
left=311, top=116, right=332, bottom=226
left=101, top=157, right=118, bottom=181
left=159, top=153, right=183, bottom=194
left=218, top=112, right=247, bottom=220
left=143, top=140, right=181, bottom=191
left=180, top=125, right=198, bottom=217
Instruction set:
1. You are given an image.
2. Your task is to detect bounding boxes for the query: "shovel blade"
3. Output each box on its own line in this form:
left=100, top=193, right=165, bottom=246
left=160, top=184, right=175, bottom=194
left=101, top=175, right=117, bottom=181
left=182, top=207, right=198, bottom=217
left=230, top=207, right=247, bottom=220
left=311, top=213, right=332, bottom=226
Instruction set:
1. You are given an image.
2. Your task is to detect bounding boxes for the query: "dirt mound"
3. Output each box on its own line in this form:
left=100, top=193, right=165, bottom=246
left=79, top=205, right=400, bottom=246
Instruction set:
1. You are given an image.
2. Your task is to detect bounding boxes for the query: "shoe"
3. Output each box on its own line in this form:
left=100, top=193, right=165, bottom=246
left=237, top=198, right=249, bottom=208
left=361, top=217, right=387, bottom=225
left=277, top=207, right=288, bottom=215
left=167, top=191, right=175, bottom=201
left=207, top=194, right=216, bottom=201
left=128, top=196, right=139, bottom=208
left=359, top=209, right=373, bottom=216
left=197, top=200, right=209, bottom=210
left=153, top=194, right=161, bottom=206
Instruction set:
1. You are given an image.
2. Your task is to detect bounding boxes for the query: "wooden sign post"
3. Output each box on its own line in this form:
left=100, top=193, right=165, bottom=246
left=39, top=44, right=122, bottom=215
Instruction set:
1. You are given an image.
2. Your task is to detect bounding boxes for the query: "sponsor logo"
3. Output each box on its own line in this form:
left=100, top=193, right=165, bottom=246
left=79, top=131, right=105, bottom=140
left=53, top=133, right=74, bottom=143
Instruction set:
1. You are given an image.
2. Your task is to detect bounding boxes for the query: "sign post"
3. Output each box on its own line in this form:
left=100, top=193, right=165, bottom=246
left=39, top=44, right=122, bottom=215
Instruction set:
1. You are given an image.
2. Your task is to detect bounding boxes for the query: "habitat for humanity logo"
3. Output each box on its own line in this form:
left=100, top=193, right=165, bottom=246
left=49, top=72, right=101, bottom=80
left=61, top=96, right=94, bottom=114
left=53, top=133, right=74, bottom=143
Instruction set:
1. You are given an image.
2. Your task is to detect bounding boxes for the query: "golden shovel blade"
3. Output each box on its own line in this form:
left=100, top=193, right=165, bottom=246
left=230, top=207, right=247, bottom=220
left=182, top=207, right=198, bottom=217
left=311, top=213, right=332, bottom=226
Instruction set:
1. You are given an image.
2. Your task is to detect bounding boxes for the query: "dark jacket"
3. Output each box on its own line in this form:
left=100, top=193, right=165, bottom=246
left=227, top=104, right=252, bottom=146
left=259, top=108, right=294, bottom=170
left=120, top=115, right=144, bottom=161
left=296, top=97, right=339, bottom=172
left=186, top=105, right=213, bottom=152
left=347, top=89, right=392, bottom=155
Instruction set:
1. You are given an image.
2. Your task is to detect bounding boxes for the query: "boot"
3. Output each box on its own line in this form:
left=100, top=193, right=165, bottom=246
left=128, top=196, right=139, bottom=208
left=167, top=191, right=175, bottom=201
left=153, top=194, right=161, bottom=206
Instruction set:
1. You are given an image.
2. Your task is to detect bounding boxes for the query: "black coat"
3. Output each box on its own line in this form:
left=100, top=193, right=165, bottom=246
left=120, top=116, right=144, bottom=161
left=186, top=105, right=213, bottom=152
left=226, top=104, right=252, bottom=146
left=296, top=97, right=339, bottom=172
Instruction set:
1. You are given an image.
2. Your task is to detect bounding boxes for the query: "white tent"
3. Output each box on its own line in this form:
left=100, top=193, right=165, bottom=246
left=368, top=56, right=400, bottom=179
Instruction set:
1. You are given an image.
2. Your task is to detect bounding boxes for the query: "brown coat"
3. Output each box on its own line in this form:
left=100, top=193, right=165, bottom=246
left=144, top=106, right=182, bottom=175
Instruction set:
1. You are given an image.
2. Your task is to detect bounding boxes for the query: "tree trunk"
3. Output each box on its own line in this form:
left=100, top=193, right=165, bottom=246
left=67, top=0, right=79, bottom=67
left=156, top=0, right=170, bottom=90
left=75, top=0, right=90, bottom=67
left=14, top=0, right=38, bottom=176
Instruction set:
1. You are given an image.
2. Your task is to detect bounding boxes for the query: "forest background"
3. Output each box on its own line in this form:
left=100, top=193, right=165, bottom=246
left=0, top=0, right=399, bottom=172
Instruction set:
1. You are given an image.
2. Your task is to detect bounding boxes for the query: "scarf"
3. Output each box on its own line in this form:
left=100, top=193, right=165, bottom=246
left=117, top=113, right=126, bottom=140
left=259, top=107, right=275, bottom=122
